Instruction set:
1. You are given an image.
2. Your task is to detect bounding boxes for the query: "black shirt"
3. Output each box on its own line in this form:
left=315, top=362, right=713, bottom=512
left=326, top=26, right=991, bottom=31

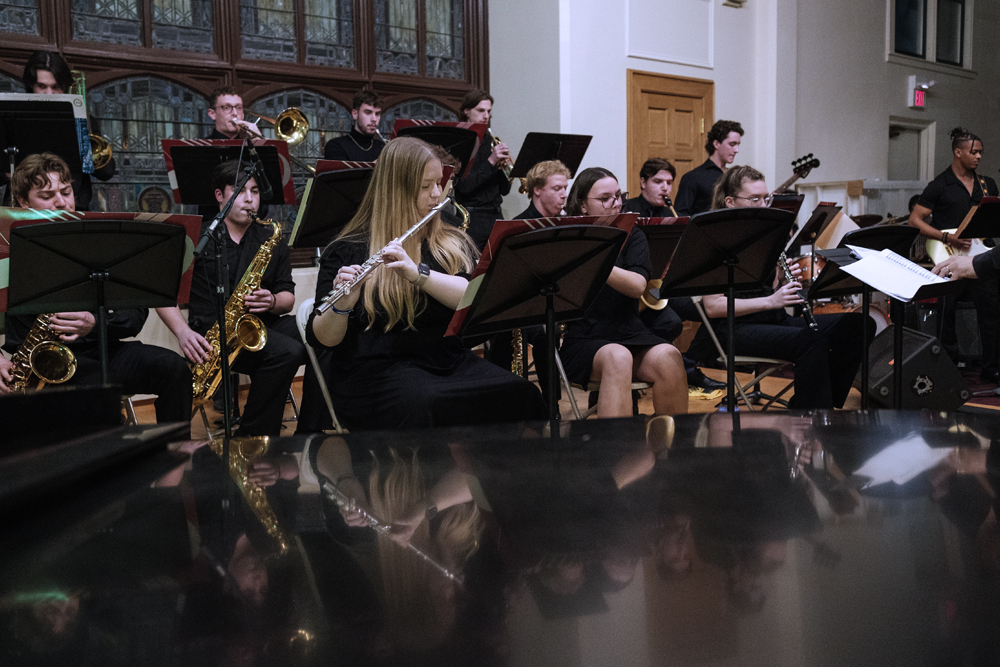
left=674, top=158, right=724, bottom=217
left=974, top=247, right=1000, bottom=280
left=186, top=220, right=295, bottom=336
left=513, top=201, right=543, bottom=220
left=323, top=127, right=385, bottom=162
left=916, top=166, right=999, bottom=231
left=3, top=309, right=148, bottom=357
left=453, top=132, right=512, bottom=210
left=623, top=195, right=669, bottom=218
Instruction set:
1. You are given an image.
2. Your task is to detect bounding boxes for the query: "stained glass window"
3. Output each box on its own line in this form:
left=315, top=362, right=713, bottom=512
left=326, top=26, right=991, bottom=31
left=0, top=72, right=22, bottom=93
left=153, top=0, right=214, bottom=52
left=72, top=0, right=142, bottom=45
left=241, top=0, right=297, bottom=62
left=426, top=0, right=463, bottom=79
left=379, top=98, right=458, bottom=136
left=305, top=0, right=354, bottom=68
left=0, top=0, right=39, bottom=35
left=86, top=76, right=211, bottom=213
left=375, top=0, right=418, bottom=75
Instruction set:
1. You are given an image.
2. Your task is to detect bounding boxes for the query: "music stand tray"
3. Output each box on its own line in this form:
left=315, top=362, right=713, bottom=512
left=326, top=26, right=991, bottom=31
left=8, top=219, right=188, bottom=384
left=162, top=139, right=295, bottom=206
left=657, top=207, right=796, bottom=415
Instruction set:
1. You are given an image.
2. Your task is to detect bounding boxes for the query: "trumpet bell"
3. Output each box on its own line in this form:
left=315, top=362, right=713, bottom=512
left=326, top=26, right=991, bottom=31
left=90, top=134, right=112, bottom=171
left=30, top=340, right=77, bottom=384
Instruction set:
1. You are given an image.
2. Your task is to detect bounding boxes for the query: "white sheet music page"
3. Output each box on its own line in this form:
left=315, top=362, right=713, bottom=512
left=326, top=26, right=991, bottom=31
left=841, top=246, right=947, bottom=301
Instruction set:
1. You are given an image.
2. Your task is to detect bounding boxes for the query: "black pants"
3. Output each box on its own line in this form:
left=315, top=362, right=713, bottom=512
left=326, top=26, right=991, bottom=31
left=230, top=315, right=305, bottom=436
left=719, top=312, right=873, bottom=409
left=465, top=207, right=502, bottom=251
left=941, top=277, right=1000, bottom=372
left=71, top=341, right=192, bottom=429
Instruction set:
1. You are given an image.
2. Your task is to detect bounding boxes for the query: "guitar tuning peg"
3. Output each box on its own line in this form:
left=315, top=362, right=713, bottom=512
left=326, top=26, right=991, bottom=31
left=807, top=153, right=813, bottom=159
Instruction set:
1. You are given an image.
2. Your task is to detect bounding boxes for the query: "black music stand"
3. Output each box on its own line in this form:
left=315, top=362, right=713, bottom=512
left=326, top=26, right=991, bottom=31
left=395, top=125, right=480, bottom=177
left=509, top=132, right=592, bottom=179
left=810, top=226, right=919, bottom=410
left=7, top=219, right=188, bottom=385
left=454, top=225, right=628, bottom=423
left=656, top=208, right=796, bottom=417
left=637, top=217, right=689, bottom=280
left=816, top=242, right=965, bottom=409
left=787, top=202, right=841, bottom=279
left=291, top=164, right=374, bottom=248
left=167, top=144, right=290, bottom=205
left=0, top=94, right=86, bottom=175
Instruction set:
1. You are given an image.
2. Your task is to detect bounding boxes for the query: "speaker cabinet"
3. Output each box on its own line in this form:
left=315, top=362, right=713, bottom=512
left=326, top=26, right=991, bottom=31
left=859, top=326, right=970, bottom=410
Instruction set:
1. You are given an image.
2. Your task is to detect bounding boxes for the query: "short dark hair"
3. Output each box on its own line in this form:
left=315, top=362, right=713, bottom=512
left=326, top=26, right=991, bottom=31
left=706, top=120, right=744, bottom=155
left=22, top=50, right=72, bottom=94
left=11, top=152, right=72, bottom=205
left=710, top=164, right=765, bottom=210
left=352, top=89, right=382, bottom=111
left=459, top=88, right=493, bottom=117
left=565, top=167, right=617, bottom=216
left=209, top=85, right=241, bottom=109
left=639, top=158, right=676, bottom=182
left=212, top=159, right=254, bottom=194
left=950, top=126, right=982, bottom=150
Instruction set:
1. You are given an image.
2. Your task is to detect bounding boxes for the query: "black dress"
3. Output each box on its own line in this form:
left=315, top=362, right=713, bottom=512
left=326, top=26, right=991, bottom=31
left=307, top=237, right=546, bottom=430
left=559, top=229, right=666, bottom=384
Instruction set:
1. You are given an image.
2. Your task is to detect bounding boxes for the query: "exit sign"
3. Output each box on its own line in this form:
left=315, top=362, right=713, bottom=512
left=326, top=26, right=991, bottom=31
left=914, top=89, right=926, bottom=107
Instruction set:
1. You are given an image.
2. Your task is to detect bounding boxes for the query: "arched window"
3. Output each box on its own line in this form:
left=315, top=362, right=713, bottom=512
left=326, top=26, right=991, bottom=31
left=87, top=76, right=211, bottom=213
left=0, top=71, right=22, bottom=93
left=380, top=98, right=457, bottom=136
left=0, top=0, right=39, bottom=35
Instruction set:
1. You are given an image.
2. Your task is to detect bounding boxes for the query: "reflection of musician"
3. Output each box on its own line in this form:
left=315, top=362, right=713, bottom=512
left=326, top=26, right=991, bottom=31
left=1, top=153, right=192, bottom=428
left=156, top=160, right=304, bottom=436
left=453, top=89, right=513, bottom=250
left=308, top=137, right=545, bottom=430
left=623, top=158, right=675, bottom=217
left=323, top=89, right=385, bottom=161
left=910, top=128, right=999, bottom=385
left=691, top=166, right=872, bottom=409
left=19, top=51, right=117, bottom=212
left=558, top=167, right=688, bottom=419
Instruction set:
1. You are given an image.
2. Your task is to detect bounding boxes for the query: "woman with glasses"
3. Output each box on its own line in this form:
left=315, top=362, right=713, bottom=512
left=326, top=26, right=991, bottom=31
left=695, top=165, right=872, bottom=409
left=558, top=167, right=688, bottom=418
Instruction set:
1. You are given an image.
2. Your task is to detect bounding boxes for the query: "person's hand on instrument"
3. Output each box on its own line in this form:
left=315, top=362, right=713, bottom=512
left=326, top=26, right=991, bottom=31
left=769, top=282, right=805, bottom=309
left=49, top=312, right=96, bottom=341
left=381, top=240, right=419, bottom=283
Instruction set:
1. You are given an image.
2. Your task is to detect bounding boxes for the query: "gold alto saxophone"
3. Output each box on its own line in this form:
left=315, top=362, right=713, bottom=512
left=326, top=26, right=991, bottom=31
left=7, top=314, right=78, bottom=392
left=191, top=219, right=282, bottom=404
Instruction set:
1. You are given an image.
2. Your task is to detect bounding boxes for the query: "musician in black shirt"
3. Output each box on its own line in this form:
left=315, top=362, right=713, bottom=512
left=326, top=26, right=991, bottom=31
left=1, top=154, right=191, bottom=429
left=453, top=89, right=513, bottom=250
left=323, top=89, right=385, bottom=162
left=623, top=158, right=676, bottom=217
left=674, top=120, right=743, bottom=217
left=157, top=160, right=305, bottom=436
left=514, top=159, right=569, bottom=219
left=909, top=127, right=1000, bottom=383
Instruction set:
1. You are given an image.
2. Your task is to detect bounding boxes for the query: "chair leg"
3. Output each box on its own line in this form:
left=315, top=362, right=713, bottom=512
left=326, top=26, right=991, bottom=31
left=122, top=396, right=137, bottom=426
left=284, top=388, right=299, bottom=422
left=554, top=349, right=583, bottom=420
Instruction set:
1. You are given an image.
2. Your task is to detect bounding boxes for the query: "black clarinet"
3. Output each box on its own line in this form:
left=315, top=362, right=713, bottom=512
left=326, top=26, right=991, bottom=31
left=778, top=252, right=818, bottom=330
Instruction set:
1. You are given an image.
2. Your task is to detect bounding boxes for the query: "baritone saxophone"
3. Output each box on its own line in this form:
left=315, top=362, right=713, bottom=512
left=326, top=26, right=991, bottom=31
left=191, top=219, right=282, bottom=404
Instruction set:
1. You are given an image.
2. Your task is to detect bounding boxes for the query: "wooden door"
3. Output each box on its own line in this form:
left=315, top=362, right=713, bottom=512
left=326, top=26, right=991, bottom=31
left=627, top=71, right=714, bottom=199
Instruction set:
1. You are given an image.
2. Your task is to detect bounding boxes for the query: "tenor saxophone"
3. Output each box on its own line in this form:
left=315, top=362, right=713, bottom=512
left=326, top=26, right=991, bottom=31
left=191, top=219, right=282, bottom=405
left=7, top=313, right=78, bottom=392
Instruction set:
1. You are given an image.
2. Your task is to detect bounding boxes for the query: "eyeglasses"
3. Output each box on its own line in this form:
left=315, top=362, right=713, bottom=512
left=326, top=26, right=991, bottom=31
left=588, top=191, right=627, bottom=208
left=215, top=104, right=244, bottom=114
left=733, top=194, right=774, bottom=207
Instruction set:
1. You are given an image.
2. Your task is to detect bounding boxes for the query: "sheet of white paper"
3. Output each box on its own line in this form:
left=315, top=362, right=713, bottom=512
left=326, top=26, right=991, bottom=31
left=852, top=433, right=952, bottom=488
left=841, top=246, right=945, bottom=302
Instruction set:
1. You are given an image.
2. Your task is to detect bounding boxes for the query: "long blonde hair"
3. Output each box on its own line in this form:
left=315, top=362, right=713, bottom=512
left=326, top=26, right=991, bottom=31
left=337, top=137, right=478, bottom=331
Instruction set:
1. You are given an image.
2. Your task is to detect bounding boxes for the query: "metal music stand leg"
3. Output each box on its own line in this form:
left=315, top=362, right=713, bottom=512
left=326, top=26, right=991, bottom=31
left=891, top=298, right=905, bottom=409
left=861, top=286, right=871, bottom=410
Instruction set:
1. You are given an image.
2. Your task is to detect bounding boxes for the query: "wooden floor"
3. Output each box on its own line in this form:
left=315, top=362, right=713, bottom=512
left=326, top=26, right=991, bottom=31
left=131, top=367, right=879, bottom=438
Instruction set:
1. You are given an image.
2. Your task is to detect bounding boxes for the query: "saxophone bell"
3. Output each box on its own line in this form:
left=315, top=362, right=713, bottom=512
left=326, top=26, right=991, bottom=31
left=30, top=340, right=78, bottom=384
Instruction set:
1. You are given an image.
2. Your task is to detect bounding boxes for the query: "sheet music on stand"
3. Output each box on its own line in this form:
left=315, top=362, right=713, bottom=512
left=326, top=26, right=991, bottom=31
left=840, top=246, right=949, bottom=302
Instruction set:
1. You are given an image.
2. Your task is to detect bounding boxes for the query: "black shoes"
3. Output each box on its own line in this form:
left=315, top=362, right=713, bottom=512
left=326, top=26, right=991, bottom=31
left=688, top=369, right=727, bottom=391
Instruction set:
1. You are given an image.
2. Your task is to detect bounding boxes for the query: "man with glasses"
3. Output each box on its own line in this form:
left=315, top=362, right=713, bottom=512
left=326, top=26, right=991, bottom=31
left=207, top=85, right=264, bottom=141
left=674, top=119, right=744, bottom=217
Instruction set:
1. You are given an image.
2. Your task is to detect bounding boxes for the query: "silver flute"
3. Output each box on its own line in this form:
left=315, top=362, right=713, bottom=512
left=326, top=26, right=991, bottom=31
left=778, top=251, right=818, bottom=330
left=320, top=479, right=464, bottom=584
left=315, top=198, right=451, bottom=315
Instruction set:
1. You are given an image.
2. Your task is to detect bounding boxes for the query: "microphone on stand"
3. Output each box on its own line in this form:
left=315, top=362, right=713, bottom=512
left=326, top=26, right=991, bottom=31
left=244, top=140, right=274, bottom=201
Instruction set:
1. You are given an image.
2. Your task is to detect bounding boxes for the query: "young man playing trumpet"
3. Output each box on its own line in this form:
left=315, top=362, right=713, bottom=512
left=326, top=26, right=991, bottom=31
left=156, top=160, right=304, bottom=436
left=1, top=153, right=192, bottom=431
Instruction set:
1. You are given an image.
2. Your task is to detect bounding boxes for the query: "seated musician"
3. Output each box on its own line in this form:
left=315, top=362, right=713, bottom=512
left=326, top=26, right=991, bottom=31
left=308, top=136, right=546, bottom=430
left=323, top=88, right=385, bottom=162
left=693, top=165, right=872, bottom=409
left=10, top=51, right=117, bottom=212
left=0, top=153, right=191, bottom=429
left=624, top=158, right=726, bottom=394
left=557, top=167, right=688, bottom=418
left=515, top=159, right=569, bottom=219
left=156, top=160, right=305, bottom=436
